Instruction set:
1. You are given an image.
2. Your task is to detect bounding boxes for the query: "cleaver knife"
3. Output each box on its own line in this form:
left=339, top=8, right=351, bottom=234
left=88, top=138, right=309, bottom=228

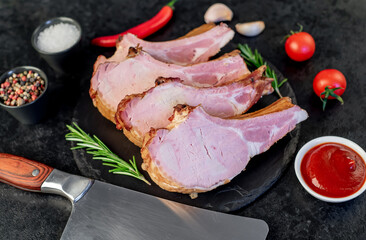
left=0, top=153, right=269, bottom=240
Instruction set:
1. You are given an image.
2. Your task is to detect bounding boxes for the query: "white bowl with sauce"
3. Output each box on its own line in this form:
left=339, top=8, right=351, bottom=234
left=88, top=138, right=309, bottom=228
left=294, top=136, right=366, bottom=203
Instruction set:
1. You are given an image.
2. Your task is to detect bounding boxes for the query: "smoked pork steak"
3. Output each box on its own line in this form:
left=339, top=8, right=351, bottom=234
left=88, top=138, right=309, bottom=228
left=141, top=97, right=308, bottom=198
left=93, top=23, right=235, bottom=71
left=116, top=66, right=273, bottom=147
left=90, top=47, right=249, bottom=123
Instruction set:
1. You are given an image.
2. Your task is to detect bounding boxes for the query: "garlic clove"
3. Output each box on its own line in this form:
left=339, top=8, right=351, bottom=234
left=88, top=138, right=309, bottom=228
left=235, top=21, right=265, bottom=37
left=204, top=3, right=233, bottom=24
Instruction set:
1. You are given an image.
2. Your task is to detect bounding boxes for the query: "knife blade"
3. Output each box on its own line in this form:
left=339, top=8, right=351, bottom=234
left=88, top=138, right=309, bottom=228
left=0, top=153, right=269, bottom=240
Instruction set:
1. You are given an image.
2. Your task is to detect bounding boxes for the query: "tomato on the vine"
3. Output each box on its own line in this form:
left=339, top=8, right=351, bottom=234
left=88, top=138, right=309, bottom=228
left=313, top=69, right=346, bottom=110
left=285, top=25, right=315, bottom=61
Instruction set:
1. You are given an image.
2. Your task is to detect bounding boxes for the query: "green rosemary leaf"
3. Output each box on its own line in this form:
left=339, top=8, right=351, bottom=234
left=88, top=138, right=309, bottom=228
left=77, top=143, right=103, bottom=149
left=278, top=78, right=288, bottom=88
left=64, top=137, right=85, bottom=142
left=112, top=171, right=141, bottom=177
left=102, top=163, right=120, bottom=168
left=238, top=43, right=285, bottom=98
left=65, top=122, right=150, bottom=185
left=70, top=145, right=87, bottom=150
left=93, top=156, right=119, bottom=163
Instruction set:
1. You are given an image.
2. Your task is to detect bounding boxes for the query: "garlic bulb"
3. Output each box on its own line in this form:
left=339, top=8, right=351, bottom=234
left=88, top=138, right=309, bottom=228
left=204, top=3, right=233, bottom=24
left=235, top=21, right=265, bottom=37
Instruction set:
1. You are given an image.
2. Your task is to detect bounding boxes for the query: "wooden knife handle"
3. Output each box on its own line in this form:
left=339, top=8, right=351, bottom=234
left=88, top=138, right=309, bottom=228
left=0, top=153, right=54, bottom=192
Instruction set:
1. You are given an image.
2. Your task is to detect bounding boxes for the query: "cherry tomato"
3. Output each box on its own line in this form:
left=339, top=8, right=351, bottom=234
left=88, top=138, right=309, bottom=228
left=285, top=32, right=315, bottom=61
left=313, top=69, right=346, bottom=110
left=313, top=69, right=346, bottom=98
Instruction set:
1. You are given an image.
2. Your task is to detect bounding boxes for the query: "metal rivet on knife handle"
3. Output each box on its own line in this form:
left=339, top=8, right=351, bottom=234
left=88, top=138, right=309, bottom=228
left=32, top=169, right=40, bottom=176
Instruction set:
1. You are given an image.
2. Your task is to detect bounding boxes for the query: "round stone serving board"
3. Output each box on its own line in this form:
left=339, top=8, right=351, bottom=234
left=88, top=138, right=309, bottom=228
left=71, top=63, right=300, bottom=212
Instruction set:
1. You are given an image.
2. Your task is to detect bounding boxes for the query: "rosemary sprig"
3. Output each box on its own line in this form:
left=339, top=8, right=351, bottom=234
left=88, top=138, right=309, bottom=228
left=238, top=43, right=287, bottom=98
left=65, top=122, right=150, bottom=185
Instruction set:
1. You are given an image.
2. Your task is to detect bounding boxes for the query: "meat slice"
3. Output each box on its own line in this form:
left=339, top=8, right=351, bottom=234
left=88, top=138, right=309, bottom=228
left=141, top=97, right=308, bottom=197
left=90, top=47, right=250, bottom=123
left=93, top=23, right=234, bottom=71
left=115, top=66, right=273, bottom=147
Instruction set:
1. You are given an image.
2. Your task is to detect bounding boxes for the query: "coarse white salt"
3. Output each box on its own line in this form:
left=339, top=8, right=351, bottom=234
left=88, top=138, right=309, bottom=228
left=37, top=22, right=80, bottom=53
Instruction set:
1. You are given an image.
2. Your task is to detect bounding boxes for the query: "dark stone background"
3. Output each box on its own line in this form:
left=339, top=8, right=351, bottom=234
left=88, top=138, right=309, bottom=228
left=0, top=0, right=365, bottom=239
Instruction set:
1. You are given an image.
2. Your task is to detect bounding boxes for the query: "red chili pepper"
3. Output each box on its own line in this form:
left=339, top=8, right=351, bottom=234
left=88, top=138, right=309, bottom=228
left=91, top=0, right=178, bottom=47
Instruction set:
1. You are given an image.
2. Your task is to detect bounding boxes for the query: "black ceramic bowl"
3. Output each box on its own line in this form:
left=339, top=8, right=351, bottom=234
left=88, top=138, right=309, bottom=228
left=31, top=16, right=82, bottom=74
left=0, top=66, right=49, bottom=124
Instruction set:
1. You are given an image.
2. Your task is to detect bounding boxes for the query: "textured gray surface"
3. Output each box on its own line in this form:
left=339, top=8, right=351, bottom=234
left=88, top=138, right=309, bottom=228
left=0, top=0, right=366, bottom=239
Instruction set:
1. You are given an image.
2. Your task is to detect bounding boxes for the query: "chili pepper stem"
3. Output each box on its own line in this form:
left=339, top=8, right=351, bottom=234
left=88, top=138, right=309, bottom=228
left=166, top=0, right=178, bottom=8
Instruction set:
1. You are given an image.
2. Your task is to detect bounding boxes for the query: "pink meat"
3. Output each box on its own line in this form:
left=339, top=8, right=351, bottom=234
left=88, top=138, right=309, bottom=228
left=90, top=48, right=249, bottom=121
left=141, top=98, right=308, bottom=195
left=116, top=66, right=273, bottom=147
left=94, top=23, right=235, bottom=69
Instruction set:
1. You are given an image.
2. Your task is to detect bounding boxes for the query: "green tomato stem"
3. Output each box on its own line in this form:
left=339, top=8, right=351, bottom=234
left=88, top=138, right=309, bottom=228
left=320, top=86, right=344, bottom=111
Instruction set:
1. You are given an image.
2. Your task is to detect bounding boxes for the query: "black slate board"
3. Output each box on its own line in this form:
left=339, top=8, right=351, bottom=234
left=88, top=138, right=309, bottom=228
left=71, top=64, right=300, bottom=212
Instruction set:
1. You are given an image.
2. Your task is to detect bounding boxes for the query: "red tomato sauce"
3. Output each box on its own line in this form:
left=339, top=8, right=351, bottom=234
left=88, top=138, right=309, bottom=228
left=301, top=142, right=366, bottom=198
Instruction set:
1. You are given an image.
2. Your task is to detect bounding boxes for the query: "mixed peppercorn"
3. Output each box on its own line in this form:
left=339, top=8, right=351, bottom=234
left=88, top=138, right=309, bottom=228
left=0, top=70, right=46, bottom=107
